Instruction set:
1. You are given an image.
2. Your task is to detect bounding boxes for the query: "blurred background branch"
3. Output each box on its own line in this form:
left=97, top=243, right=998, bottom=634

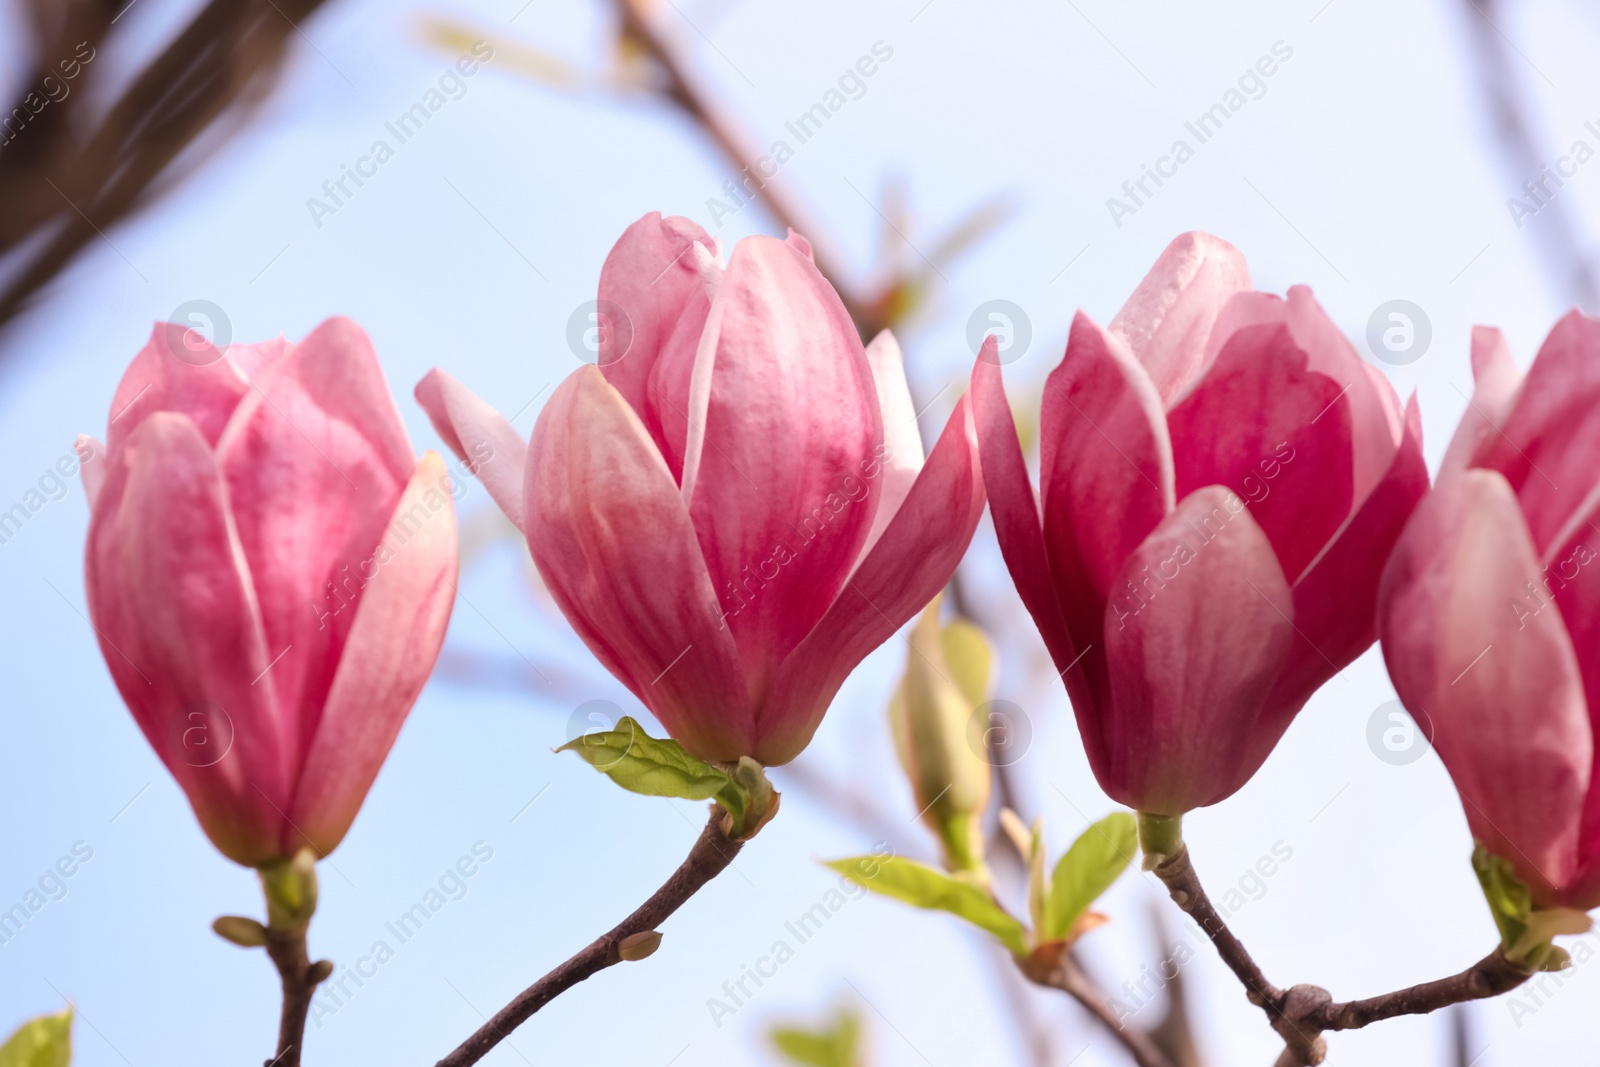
left=0, top=0, right=333, bottom=334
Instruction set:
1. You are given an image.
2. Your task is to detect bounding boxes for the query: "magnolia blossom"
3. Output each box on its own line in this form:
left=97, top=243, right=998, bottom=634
left=82, top=318, right=457, bottom=867
left=1381, top=315, right=1600, bottom=909
left=418, top=212, right=984, bottom=765
left=975, top=233, right=1427, bottom=814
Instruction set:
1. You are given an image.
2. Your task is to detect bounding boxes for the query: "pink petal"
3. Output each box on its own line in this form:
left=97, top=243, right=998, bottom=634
left=1243, top=393, right=1429, bottom=785
left=1206, top=287, right=1402, bottom=506
left=1167, top=322, right=1353, bottom=584
left=225, top=336, right=293, bottom=383
left=1440, top=326, right=1521, bottom=479
left=105, top=324, right=249, bottom=455
left=1107, top=231, right=1251, bottom=406
left=290, top=453, right=459, bottom=855
left=85, top=412, right=290, bottom=866
left=1473, top=311, right=1600, bottom=558
left=858, top=329, right=925, bottom=561
left=213, top=318, right=415, bottom=774
left=756, top=392, right=985, bottom=765
left=414, top=368, right=529, bottom=531
left=970, top=344, right=1080, bottom=678
left=76, top=434, right=105, bottom=510
left=596, top=212, right=714, bottom=480
left=526, top=366, right=749, bottom=761
left=1039, top=312, right=1175, bottom=676
left=786, top=229, right=814, bottom=261
left=680, top=234, right=881, bottom=704
left=1379, top=468, right=1589, bottom=902
left=1101, top=486, right=1294, bottom=815
left=1543, top=499, right=1600, bottom=884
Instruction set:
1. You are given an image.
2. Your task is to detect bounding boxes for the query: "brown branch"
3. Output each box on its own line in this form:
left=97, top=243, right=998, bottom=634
left=434, top=806, right=743, bottom=1067
left=0, top=0, right=331, bottom=334
left=1462, top=0, right=1599, bottom=311
left=609, top=0, right=868, bottom=314
left=262, top=925, right=328, bottom=1067
left=1019, top=946, right=1176, bottom=1067
left=1149, top=847, right=1533, bottom=1066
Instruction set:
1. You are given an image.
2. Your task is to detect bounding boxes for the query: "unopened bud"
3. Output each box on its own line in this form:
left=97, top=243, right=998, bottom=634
left=212, top=915, right=268, bottom=947
left=891, top=599, right=994, bottom=875
left=618, top=930, right=663, bottom=961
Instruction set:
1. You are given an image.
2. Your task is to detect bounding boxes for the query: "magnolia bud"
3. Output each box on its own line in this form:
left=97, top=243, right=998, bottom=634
left=618, top=931, right=663, bottom=961
left=890, top=598, right=994, bottom=876
left=212, top=915, right=269, bottom=947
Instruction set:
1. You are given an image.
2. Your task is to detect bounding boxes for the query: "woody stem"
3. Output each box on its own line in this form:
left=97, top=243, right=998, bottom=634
left=1018, top=949, right=1177, bottom=1067
left=1149, top=846, right=1535, bottom=1065
left=262, top=925, right=324, bottom=1067
left=434, top=806, right=743, bottom=1067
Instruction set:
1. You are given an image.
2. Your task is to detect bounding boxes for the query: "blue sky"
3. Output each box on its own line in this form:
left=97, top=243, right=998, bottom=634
left=2, top=0, right=1599, bottom=1064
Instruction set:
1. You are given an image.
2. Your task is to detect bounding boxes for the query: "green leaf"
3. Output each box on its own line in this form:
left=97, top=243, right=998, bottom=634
left=1045, top=812, right=1137, bottom=941
left=557, top=717, right=733, bottom=800
left=1472, top=842, right=1531, bottom=951
left=0, top=1007, right=72, bottom=1067
left=1025, top=817, right=1047, bottom=940
left=557, top=717, right=778, bottom=838
left=770, top=1009, right=862, bottom=1067
left=826, top=855, right=1027, bottom=955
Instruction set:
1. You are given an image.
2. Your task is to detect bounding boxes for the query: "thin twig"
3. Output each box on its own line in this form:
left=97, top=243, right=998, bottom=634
left=0, top=0, right=331, bottom=332
left=1461, top=0, right=1599, bottom=311
left=1149, top=847, right=1533, bottom=1065
left=434, top=806, right=743, bottom=1067
left=1019, top=946, right=1176, bottom=1067
left=262, top=926, right=326, bottom=1067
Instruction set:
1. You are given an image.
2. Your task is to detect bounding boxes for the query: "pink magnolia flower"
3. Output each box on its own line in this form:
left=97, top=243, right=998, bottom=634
left=1380, top=315, right=1600, bottom=909
left=80, top=317, right=458, bottom=867
left=975, top=233, right=1427, bottom=815
left=417, top=212, right=985, bottom=765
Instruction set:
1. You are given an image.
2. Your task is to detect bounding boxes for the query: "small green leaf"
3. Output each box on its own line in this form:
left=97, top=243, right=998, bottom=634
left=826, top=855, right=1027, bottom=955
left=1025, top=817, right=1047, bottom=941
left=1472, top=842, right=1531, bottom=951
left=557, top=717, right=734, bottom=801
left=0, top=1007, right=72, bottom=1067
left=557, top=717, right=777, bottom=838
left=770, top=1008, right=862, bottom=1067
left=1046, top=812, right=1137, bottom=941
